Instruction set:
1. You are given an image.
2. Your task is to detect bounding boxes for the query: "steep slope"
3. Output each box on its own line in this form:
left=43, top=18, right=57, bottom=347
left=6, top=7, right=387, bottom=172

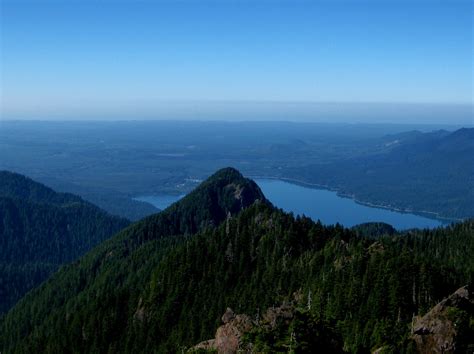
left=1, top=169, right=473, bottom=353
left=0, top=171, right=129, bottom=314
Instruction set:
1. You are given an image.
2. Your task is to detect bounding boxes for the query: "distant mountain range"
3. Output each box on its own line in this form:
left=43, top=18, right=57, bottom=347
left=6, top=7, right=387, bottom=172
left=0, top=171, right=129, bottom=314
left=1, top=168, right=472, bottom=353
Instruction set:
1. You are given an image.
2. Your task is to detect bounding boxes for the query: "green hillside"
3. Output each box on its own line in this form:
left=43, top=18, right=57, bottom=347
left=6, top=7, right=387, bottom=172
left=0, top=171, right=129, bottom=314
left=1, top=168, right=472, bottom=353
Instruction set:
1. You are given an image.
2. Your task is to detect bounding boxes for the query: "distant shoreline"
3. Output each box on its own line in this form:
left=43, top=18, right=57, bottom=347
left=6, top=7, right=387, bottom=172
left=247, top=175, right=462, bottom=224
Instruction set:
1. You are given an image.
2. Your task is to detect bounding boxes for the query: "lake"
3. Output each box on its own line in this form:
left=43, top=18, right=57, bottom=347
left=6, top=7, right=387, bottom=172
left=135, top=179, right=445, bottom=229
left=256, top=179, right=444, bottom=229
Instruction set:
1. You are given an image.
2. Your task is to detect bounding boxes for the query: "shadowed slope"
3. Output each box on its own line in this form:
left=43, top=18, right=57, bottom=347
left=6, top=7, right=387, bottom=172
left=0, top=171, right=129, bottom=314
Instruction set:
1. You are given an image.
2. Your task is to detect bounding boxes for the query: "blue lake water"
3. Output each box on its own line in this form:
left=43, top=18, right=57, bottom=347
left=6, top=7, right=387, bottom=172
left=135, top=179, right=445, bottom=230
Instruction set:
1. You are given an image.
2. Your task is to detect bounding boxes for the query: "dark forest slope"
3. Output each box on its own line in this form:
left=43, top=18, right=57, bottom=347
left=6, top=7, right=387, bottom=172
left=0, top=171, right=129, bottom=314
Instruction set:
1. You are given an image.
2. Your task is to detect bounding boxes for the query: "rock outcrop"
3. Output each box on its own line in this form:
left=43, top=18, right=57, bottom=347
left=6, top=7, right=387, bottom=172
left=411, top=285, right=473, bottom=354
left=190, top=301, right=344, bottom=353
left=191, top=304, right=298, bottom=353
left=192, top=307, right=253, bottom=353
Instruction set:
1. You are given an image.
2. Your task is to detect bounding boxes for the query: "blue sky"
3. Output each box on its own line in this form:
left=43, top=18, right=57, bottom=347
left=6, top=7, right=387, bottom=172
left=0, top=0, right=472, bottom=122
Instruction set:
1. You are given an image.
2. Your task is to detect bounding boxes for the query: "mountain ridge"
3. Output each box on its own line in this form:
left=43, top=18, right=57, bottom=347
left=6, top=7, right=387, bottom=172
left=0, top=171, right=129, bottom=314
left=0, top=170, right=86, bottom=206
left=1, top=168, right=473, bottom=353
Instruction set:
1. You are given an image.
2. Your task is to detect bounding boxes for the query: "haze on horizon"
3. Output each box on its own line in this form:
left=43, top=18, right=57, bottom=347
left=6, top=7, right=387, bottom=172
left=0, top=0, right=472, bottom=124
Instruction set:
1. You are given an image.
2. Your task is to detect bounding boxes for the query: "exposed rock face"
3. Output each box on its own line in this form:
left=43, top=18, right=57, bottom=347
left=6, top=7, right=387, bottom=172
left=191, top=304, right=301, bottom=353
left=411, top=285, right=473, bottom=354
left=215, top=311, right=253, bottom=353
left=192, top=307, right=253, bottom=354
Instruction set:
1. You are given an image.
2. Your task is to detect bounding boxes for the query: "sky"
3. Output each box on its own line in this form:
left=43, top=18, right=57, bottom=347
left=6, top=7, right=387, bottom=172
left=0, top=0, right=472, bottom=123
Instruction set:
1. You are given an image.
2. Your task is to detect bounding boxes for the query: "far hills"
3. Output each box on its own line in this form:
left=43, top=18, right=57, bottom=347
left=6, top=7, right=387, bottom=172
left=1, top=121, right=472, bottom=221
left=0, top=171, right=129, bottom=314
left=292, top=127, right=474, bottom=220
left=1, top=168, right=472, bottom=353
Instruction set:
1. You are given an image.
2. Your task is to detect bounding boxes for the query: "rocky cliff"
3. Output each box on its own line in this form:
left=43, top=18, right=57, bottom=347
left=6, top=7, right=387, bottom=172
left=411, top=285, right=473, bottom=353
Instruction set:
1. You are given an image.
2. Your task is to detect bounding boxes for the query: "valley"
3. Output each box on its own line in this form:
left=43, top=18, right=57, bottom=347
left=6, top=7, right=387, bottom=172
left=0, top=121, right=471, bottom=222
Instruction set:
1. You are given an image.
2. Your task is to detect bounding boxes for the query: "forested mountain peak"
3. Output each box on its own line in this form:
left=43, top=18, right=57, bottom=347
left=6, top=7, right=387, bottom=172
left=131, top=167, right=269, bottom=239
left=175, top=166, right=267, bottom=215
left=0, top=167, right=271, bottom=352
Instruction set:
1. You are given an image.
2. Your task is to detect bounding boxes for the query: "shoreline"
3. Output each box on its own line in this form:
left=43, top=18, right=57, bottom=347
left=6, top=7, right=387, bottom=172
left=247, top=175, right=463, bottom=224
